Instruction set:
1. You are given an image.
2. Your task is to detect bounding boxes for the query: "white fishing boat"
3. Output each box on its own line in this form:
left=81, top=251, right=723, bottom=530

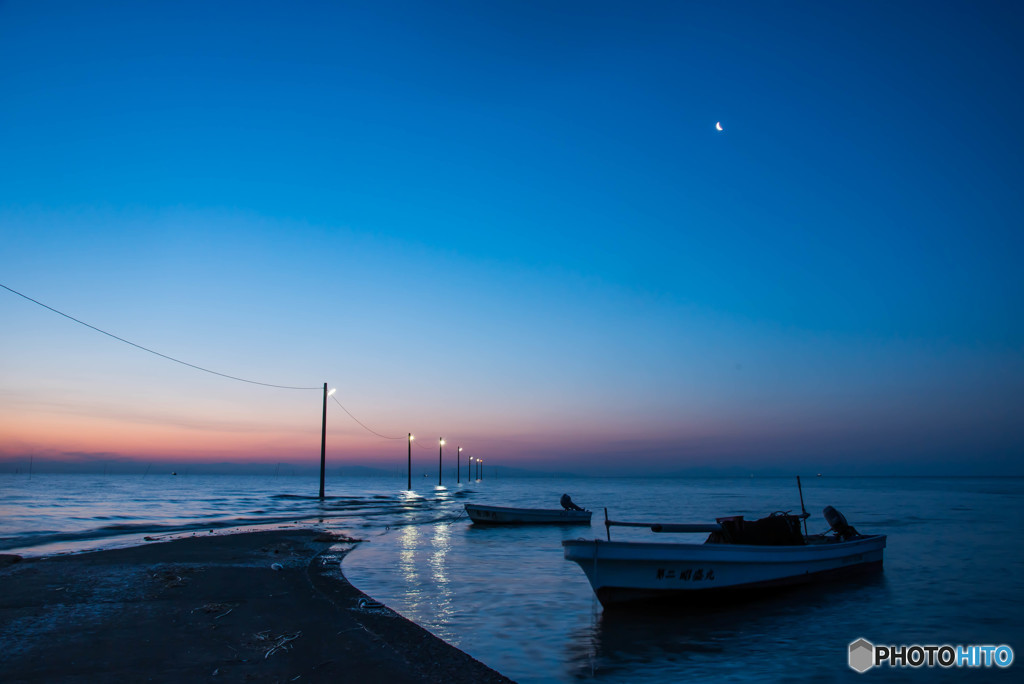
left=563, top=494, right=885, bottom=608
left=465, top=503, right=592, bottom=525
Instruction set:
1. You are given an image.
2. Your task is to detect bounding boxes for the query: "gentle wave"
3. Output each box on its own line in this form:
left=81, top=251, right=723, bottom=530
left=4, top=474, right=1022, bottom=684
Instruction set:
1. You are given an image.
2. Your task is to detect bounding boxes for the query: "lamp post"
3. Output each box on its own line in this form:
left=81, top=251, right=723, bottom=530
left=480, top=458, right=483, bottom=480
left=319, top=384, right=336, bottom=500
left=438, top=438, right=445, bottom=486
left=407, top=433, right=414, bottom=490
left=457, top=446, right=462, bottom=483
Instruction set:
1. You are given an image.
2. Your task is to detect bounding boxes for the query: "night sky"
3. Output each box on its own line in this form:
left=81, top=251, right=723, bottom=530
left=2, top=1, right=1021, bottom=475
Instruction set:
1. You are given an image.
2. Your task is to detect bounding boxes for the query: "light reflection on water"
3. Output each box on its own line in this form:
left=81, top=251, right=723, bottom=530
left=3, top=474, right=1022, bottom=682
left=398, top=524, right=422, bottom=609
left=429, top=520, right=455, bottom=625
left=0, top=474, right=455, bottom=556
left=343, top=477, right=1024, bottom=684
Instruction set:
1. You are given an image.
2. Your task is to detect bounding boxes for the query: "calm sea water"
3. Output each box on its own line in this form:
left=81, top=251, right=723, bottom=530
left=2, top=474, right=1021, bottom=682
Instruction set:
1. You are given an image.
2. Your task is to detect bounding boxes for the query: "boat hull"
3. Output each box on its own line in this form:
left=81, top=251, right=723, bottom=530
left=466, top=504, right=592, bottom=525
left=563, top=535, right=886, bottom=608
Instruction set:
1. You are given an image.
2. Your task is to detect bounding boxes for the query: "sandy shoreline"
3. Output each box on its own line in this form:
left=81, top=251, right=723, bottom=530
left=0, top=529, right=514, bottom=683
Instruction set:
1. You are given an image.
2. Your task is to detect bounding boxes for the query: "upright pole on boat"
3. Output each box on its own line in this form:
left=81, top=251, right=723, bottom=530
left=604, top=507, right=610, bottom=541
left=797, top=476, right=808, bottom=536
left=319, top=382, right=328, bottom=500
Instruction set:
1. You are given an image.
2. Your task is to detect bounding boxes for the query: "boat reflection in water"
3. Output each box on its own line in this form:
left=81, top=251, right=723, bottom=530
left=562, top=570, right=887, bottom=681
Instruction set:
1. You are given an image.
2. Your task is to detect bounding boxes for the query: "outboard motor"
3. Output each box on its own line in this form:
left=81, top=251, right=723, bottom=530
left=560, top=494, right=585, bottom=511
left=823, top=505, right=860, bottom=540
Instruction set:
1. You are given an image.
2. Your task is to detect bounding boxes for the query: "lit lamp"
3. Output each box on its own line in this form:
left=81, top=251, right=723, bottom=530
left=457, top=446, right=463, bottom=483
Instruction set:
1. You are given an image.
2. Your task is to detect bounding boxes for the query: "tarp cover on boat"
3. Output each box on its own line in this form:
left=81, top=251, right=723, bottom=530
left=708, top=513, right=805, bottom=545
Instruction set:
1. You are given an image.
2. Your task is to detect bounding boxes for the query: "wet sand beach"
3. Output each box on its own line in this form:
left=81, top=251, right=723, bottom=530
left=0, top=529, right=514, bottom=683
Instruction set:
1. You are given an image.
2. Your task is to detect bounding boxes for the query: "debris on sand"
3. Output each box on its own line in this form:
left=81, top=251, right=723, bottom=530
left=148, top=565, right=199, bottom=591
left=354, top=597, right=392, bottom=616
left=253, top=630, right=302, bottom=658
left=193, top=602, right=237, bottom=619
left=151, top=570, right=185, bottom=588
left=314, top=533, right=365, bottom=543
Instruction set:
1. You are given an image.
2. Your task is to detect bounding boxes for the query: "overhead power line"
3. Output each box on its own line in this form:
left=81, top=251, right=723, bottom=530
left=330, top=394, right=404, bottom=440
left=1, top=282, right=321, bottom=391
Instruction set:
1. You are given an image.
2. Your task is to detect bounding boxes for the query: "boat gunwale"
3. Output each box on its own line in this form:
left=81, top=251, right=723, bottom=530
left=466, top=503, right=591, bottom=516
left=562, top=534, right=886, bottom=561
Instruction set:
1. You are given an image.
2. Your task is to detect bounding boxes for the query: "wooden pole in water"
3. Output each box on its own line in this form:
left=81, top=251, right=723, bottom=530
left=797, top=475, right=808, bottom=536
left=438, top=438, right=444, bottom=486
left=407, top=434, right=413, bottom=490
left=319, top=382, right=328, bottom=499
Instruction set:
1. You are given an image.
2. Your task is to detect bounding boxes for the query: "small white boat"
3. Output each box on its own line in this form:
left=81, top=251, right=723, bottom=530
left=564, top=505, right=885, bottom=608
left=465, top=503, right=592, bottom=525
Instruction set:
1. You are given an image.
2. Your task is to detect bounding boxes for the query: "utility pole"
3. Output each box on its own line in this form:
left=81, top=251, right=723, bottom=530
left=438, top=438, right=445, bottom=486
left=319, top=382, right=328, bottom=499
left=407, top=433, right=414, bottom=490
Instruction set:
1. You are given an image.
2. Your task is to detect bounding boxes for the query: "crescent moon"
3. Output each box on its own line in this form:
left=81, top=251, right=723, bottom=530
left=715, top=122, right=723, bottom=131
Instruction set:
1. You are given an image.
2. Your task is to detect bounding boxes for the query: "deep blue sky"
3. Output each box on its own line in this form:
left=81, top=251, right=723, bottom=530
left=1, top=1, right=1022, bottom=475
